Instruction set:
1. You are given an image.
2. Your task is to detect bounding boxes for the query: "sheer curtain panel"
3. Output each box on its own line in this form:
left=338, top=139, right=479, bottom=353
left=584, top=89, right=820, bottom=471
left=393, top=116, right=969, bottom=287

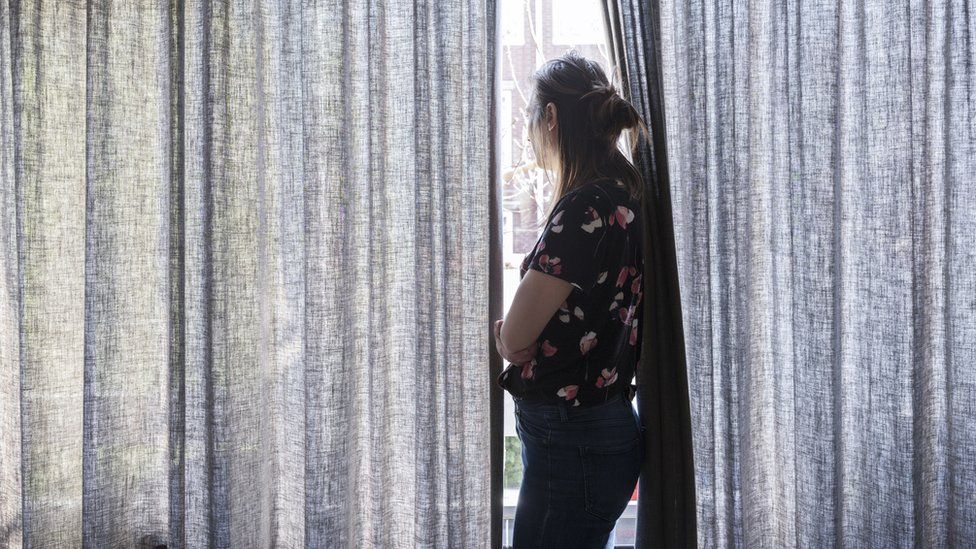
left=0, top=1, right=495, bottom=547
left=615, top=0, right=976, bottom=547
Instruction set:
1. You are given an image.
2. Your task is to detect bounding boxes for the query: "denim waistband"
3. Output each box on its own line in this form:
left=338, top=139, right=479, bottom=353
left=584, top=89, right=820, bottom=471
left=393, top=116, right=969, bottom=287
left=514, top=391, right=632, bottom=422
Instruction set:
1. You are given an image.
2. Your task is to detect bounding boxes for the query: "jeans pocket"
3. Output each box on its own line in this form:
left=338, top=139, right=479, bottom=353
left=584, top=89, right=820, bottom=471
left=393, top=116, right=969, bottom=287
left=515, top=408, right=549, bottom=447
left=579, top=435, right=641, bottom=523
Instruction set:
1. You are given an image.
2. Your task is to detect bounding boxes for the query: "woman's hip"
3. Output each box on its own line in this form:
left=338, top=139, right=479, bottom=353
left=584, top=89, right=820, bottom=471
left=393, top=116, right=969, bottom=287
left=514, top=391, right=644, bottom=446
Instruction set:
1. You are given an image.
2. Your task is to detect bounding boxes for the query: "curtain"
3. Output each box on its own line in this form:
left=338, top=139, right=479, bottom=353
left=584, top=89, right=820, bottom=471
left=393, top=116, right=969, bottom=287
left=612, top=0, right=976, bottom=547
left=0, top=1, right=495, bottom=547
left=603, top=2, right=699, bottom=548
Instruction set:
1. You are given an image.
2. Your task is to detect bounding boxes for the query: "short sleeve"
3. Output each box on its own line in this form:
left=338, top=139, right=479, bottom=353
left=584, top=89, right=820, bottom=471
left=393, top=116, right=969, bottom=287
left=526, top=186, right=611, bottom=293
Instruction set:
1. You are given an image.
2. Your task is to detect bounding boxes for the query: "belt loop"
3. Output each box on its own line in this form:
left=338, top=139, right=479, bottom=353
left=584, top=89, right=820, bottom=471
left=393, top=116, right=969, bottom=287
left=558, top=403, right=569, bottom=422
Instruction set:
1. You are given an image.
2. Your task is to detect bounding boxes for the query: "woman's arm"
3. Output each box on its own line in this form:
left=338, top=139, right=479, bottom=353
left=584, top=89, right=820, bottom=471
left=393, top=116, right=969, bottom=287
left=498, top=185, right=611, bottom=357
left=499, top=269, right=574, bottom=353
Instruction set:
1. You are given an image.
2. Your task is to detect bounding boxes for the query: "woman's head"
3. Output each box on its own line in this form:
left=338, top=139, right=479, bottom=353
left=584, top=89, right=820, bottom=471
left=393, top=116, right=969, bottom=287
left=525, top=50, right=648, bottom=215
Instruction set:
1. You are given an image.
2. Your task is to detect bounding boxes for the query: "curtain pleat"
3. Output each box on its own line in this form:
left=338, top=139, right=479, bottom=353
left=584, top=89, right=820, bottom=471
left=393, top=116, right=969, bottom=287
left=2, top=2, right=90, bottom=546
left=0, top=0, right=24, bottom=546
left=0, top=1, right=494, bottom=547
left=83, top=1, right=174, bottom=544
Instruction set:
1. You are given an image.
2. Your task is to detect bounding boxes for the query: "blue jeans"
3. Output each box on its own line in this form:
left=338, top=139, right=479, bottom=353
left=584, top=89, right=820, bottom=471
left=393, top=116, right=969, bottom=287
left=512, top=392, right=645, bottom=549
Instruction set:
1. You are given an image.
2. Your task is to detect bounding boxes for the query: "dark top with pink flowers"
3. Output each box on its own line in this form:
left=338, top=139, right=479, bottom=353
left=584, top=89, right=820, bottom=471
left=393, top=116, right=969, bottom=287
left=496, top=177, right=644, bottom=408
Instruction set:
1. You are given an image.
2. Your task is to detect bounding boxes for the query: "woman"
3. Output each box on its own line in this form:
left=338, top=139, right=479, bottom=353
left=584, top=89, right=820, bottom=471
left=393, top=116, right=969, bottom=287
left=494, top=50, right=649, bottom=549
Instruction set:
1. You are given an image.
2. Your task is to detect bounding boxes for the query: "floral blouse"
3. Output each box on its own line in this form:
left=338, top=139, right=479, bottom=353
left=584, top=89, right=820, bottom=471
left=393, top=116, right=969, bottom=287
left=496, top=177, right=644, bottom=407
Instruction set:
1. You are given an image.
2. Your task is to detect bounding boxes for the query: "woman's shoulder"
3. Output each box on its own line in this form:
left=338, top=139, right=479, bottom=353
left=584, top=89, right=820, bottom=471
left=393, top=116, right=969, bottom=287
left=565, top=178, right=638, bottom=218
left=560, top=179, right=618, bottom=211
left=579, top=179, right=644, bottom=240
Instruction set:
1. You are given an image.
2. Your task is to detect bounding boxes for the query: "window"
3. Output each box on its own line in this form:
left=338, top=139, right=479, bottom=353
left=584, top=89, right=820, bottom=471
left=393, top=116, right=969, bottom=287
left=497, top=1, right=638, bottom=546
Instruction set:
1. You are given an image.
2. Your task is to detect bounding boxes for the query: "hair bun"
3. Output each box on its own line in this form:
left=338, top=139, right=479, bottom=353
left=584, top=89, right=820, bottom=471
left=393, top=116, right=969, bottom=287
left=581, top=84, right=640, bottom=142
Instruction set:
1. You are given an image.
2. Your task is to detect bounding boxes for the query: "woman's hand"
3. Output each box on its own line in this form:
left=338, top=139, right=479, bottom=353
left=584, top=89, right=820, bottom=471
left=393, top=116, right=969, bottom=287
left=493, top=319, right=538, bottom=365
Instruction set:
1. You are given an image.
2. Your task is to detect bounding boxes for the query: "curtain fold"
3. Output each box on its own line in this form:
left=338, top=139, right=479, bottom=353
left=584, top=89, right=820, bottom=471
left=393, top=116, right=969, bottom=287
left=604, top=1, right=699, bottom=548
left=614, top=0, right=976, bottom=547
left=0, top=1, right=494, bottom=547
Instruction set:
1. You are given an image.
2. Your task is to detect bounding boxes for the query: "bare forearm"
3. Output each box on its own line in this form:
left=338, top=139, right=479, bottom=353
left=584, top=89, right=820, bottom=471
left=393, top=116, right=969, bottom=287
left=500, top=269, right=573, bottom=352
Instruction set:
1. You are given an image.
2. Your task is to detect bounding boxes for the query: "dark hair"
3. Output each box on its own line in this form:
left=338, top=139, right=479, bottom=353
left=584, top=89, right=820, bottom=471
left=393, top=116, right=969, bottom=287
left=526, top=50, right=648, bottom=218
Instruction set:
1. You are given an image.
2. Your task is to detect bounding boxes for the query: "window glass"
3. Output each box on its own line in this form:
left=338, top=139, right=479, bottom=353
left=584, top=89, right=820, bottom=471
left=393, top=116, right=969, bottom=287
left=497, top=2, right=636, bottom=547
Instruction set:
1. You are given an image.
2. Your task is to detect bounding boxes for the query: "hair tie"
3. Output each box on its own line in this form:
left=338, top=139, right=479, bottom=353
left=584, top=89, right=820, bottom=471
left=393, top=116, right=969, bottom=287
left=580, top=84, right=617, bottom=102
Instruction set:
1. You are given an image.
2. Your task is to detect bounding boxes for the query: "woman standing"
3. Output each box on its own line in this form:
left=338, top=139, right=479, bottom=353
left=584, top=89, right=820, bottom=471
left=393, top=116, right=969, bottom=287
left=494, top=51, right=648, bottom=548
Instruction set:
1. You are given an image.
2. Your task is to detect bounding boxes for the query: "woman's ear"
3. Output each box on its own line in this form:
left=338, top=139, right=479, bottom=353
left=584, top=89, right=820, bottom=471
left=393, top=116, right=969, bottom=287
left=546, top=102, right=558, bottom=132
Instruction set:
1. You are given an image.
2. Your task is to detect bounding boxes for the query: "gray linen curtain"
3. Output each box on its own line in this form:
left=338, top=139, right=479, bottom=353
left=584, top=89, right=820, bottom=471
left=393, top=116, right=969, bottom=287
left=0, top=1, right=494, bottom=547
left=635, top=0, right=975, bottom=547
